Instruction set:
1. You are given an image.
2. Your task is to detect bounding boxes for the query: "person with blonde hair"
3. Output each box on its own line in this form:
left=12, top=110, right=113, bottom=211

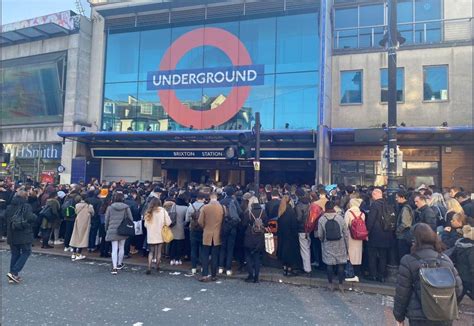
left=144, top=197, right=171, bottom=274
left=344, top=198, right=365, bottom=281
left=444, top=198, right=464, bottom=227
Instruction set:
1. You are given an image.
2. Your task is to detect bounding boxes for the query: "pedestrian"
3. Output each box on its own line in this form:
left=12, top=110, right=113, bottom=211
left=309, top=192, right=325, bottom=269
left=451, top=224, right=474, bottom=302
left=5, top=190, right=37, bottom=284
left=295, top=188, right=311, bottom=275
left=105, top=192, right=133, bottom=275
left=40, top=191, right=61, bottom=249
left=86, top=189, right=102, bottom=253
left=393, top=223, right=462, bottom=326
left=185, top=193, right=206, bottom=275
left=441, top=213, right=466, bottom=249
left=429, top=192, right=447, bottom=231
left=414, top=194, right=437, bottom=231
left=265, top=189, right=280, bottom=219
left=144, top=197, right=171, bottom=274
left=318, top=200, right=349, bottom=292
left=395, top=190, right=414, bottom=262
left=62, top=195, right=80, bottom=252
left=242, top=196, right=268, bottom=283
left=198, top=192, right=224, bottom=282
left=168, top=194, right=187, bottom=266
left=365, top=188, right=394, bottom=283
left=454, top=192, right=474, bottom=225
left=276, top=195, right=300, bottom=276
left=344, top=198, right=365, bottom=279
left=445, top=198, right=464, bottom=227
left=70, top=194, right=94, bottom=261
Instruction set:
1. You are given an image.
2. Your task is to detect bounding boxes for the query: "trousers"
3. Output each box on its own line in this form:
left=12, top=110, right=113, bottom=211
left=202, top=244, right=220, bottom=277
left=111, top=239, right=126, bottom=269
left=368, top=246, right=389, bottom=278
left=10, top=243, right=32, bottom=276
left=298, top=233, right=312, bottom=272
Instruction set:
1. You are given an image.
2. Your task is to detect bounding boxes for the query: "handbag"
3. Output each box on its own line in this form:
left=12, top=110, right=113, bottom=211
left=162, top=225, right=174, bottom=243
left=117, top=211, right=135, bottom=237
left=133, top=220, right=143, bottom=235
left=264, top=232, right=275, bottom=254
left=344, top=260, right=355, bottom=278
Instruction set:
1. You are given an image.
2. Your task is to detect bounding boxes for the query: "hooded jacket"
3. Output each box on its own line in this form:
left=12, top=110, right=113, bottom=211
left=452, top=238, right=474, bottom=299
left=105, top=202, right=133, bottom=241
left=6, top=196, right=37, bottom=245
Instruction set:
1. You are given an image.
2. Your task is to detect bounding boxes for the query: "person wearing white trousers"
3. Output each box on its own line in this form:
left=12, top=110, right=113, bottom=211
left=298, top=233, right=312, bottom=273
left=111, top=239, right=126, bottom=272
left=295, top=189, right=312, bottom=274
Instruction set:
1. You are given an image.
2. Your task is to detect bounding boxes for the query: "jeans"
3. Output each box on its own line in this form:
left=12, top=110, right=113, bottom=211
left=397, top=239, right=411, bottom=263
left=327, top=264, right=345, bottom=284
left=169, top=239, right=184, bottom=260
left=88, top=218, right=100, bottom=249
left=245, top=248, right=262, bottom=280
left=111, top=239, right=126, bottom=269
left=201, top=244, right=220, bottom=277
left=219, top=228, right=237, bottom=270
left=10, top=243, right=32, bottom=276
left=368, top=247, right=389, bottom=279
left=310, top=233, right=323, bottom=268
left=190, top=231, right=203, bottom=268
left=298, top=233, right=312, bottom=273
left=64, top=220, right=75, bottom=248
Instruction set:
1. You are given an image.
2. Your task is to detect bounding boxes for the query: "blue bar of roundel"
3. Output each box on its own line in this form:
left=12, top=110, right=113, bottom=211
left=146, top=65, right=265, bottom=90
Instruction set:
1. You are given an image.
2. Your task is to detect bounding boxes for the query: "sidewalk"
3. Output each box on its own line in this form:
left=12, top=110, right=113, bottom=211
left=1, top=239, right=395, bottom=296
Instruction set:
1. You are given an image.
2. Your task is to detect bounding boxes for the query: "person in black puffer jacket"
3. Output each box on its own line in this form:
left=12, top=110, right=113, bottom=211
left=451, top=224, right=474, bottom=302
left=414, top=195, right=437, bottom=231
left=393, top=223, right=463, bottom=326
left=241, top=196, right=268, bottom=283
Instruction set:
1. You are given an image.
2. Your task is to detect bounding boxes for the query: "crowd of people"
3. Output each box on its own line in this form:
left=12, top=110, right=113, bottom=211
left=1, top=178, right=473, bottom=325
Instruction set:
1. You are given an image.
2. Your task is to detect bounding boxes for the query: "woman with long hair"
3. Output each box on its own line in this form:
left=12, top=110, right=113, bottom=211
left=144, top=197, right=171, bottom=274
left=445, top=198, right=464, bottom=226
left=276, top=195, right=300, bottom=276
left=393, top=223, right=463, bottom=326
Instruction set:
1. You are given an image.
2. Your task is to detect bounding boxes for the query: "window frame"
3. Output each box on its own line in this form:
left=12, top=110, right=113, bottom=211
left=422, top=64, right=449, bottom=103
left=340, top=69, right=364, bottom=105
left=379, top=67, right=405, bottom=104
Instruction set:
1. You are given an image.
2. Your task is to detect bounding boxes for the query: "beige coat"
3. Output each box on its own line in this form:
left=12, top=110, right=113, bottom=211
left=198, top=200, right=224, bottom=246
left=145, top=208, right=171, bottom=244
left=344, top=207, right=365, bottom=265
left=70, top=201, right=94, bottom=249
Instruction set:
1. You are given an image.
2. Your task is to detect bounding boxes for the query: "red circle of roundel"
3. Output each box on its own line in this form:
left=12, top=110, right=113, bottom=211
left=158, top=27, right=252, bottom=130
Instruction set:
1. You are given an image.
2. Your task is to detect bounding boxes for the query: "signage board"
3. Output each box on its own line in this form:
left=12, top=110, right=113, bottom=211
left=4, top=143, right=62, bottom=160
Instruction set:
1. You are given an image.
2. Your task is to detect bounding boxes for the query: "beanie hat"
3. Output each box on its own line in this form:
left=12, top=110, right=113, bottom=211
left=98, top=188, right=109, bottom=199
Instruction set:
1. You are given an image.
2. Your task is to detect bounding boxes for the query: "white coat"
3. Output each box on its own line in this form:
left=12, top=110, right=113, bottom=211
left=145, top=208, right=171, bottom=245
left=344, top=207, right=366, bottom=265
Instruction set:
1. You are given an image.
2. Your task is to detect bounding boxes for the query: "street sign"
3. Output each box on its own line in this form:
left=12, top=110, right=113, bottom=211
left=57, top=165, right=66, bottom=173
left=381, top=146, right=403, bottom=176
left=253, top=161, right=260, bottom=171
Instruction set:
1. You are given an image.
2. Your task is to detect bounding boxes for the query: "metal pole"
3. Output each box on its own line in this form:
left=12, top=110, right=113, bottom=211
left=254, top=112, right=261, bottom=188
left=387, top=0, right=399, bottom=204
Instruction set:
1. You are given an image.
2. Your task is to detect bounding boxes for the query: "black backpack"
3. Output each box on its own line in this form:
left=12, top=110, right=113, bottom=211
left=39, top=205, right=55, bottom=222
left=11, top=205, right=28, bottom=231
left=189, top=204, right=203, bottom=232
left=325, top=215, right=342, bottom=241
left=381, top=201, right=396, bottom=232
left=61, top=198, right=76, bottom=219
left=221, top=200, right=240, bottom=235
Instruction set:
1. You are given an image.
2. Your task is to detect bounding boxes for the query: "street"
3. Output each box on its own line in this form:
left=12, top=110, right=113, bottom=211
left=1, top=251, right=396, bottom=326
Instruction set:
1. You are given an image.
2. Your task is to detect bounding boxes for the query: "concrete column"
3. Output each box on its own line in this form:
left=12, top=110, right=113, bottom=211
left=140, top=159, right=153, bottom=181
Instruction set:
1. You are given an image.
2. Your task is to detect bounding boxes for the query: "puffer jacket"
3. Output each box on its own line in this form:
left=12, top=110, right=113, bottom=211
left=451, top=238, right=474, bottom=300
left=415, top=205, right=437, bottom=231
left=6, top=196, right=37, bottom=245
left=295, top=198, right=310, bottom=233
left=105, top=202, right=133, bottom=242
left=393, top=245, right=463, bottom=323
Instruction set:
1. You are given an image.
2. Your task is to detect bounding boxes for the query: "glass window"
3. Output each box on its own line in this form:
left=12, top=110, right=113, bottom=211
left=138, top=28, right=171, bottom=82
left=276, top=13, right=319, bottom=73
left=102, top=83, right=139, bottom=131
left=359, top=5, right=384, bottom=27
left=340, top=70, right=363, bottom=104
left=105, top=32, right=140, bottom=83
left=274, top=72, right=318, bottom=129
left=423, top=66, right=448, bottom=101
left=415, top=0, right=441, bottom=21
left=380, top=68, right=405, bottom=102
left=397, top=0, right=414, bottom=23
left=335, top=7, right=358, bottom=29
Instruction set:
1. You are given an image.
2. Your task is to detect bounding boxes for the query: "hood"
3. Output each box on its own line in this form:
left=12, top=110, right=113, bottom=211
left=110, top=202, right=129, bottom=211
left=455, top=238, right=474, bottom=249
left=11, top=196, right=27, bottom=206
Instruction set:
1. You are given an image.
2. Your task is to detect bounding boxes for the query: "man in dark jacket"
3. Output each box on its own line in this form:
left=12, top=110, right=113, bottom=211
left=86, top=189, right=103, bottom=252
left=0, top=181, right=14, bottom=239
left=414, top=195, right=437, bottom=231
left=395, top=190, right=414, bottom=262
left=366, top=188, right=394, bottom=282
left=451, top=225, right=474, bottom=301
left=265, top=190, right=280, bottom=219
left=5, top=190, right=37, bottom=283
left=455, top=192, right=474, bottom=226
left=295, top=188, right=311, bottom=274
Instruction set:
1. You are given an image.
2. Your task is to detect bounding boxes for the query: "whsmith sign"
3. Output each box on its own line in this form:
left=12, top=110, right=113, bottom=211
left=150, top=27, right=264, bottom=130
left=4, top=143, right=62, bottom=159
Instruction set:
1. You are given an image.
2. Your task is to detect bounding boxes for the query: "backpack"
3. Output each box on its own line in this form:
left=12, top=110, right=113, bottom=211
left=221, top=200, right=240, bottom=235
left=305, top=203, right=322, bottom=233
left=324, top=215, right=342, bottom=241
left=381, top=201, right=396, bottom=232
left=11, top=205, right=28, bottom=231
left=413, top=253, right=459, bottom=321
left=61, top=198, right=76, bottom=219
left=189, top=203, right=203, bottom=232
left=165, top=203, right=177, bottom=227
left=349, top=211, right=368, bottom=240
left=39, top=205, right=55, bottom=222
left=250, top=209, right=265, bottom=235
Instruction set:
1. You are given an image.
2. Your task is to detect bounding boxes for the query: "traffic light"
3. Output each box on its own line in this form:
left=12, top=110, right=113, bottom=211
left=1, top=153, right=10, bottom=168
left=224, top=132, right=253, bottom=160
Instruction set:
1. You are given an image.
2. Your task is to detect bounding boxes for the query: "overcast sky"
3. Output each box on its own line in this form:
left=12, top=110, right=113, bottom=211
left=1, top=0, right=91, bottom=25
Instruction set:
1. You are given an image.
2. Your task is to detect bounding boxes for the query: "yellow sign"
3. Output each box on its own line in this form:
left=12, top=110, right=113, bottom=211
left=253, top=161, right=260, bottom=171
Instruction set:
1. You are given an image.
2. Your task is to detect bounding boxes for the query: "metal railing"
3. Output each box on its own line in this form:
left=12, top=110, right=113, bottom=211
left=334, top=17, right=473, bottom=50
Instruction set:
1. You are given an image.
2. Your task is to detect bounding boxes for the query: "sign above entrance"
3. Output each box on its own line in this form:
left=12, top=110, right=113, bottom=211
left=4, top=143, right=62, bottom=160
left=154, top=27, right=262, bottom=130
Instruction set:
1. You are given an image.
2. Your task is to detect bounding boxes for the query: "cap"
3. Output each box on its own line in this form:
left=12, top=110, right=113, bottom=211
left=57, top=191, right=66, bottom=199
left=98, top=189, right=109, bottom=198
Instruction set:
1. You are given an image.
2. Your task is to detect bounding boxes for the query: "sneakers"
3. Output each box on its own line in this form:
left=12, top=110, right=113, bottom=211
left=117, top=264, right=125, bottom=270
left=71, top=254, right=76, bottom=261
left=64, top=247, right=70, bottom=252
left=177, top=260, right=182, bottom=265
left=152, top=258, right=157, bottom=264
left=111, top=269, right=118, bottom=275
left=75, top=254, right=86, bottom=261
left=226, top=270, right=232, bottom=276
left=7, top=273, right=20, bottom=284
left=191, top=268, right=197, bottom=275
left=54, top=240, right=64, bottom=245
left=218, top=268, right=224, bottom=274
left=345, top=276, right=360, bottom=283
left=170, top=260, right=176, bottom=266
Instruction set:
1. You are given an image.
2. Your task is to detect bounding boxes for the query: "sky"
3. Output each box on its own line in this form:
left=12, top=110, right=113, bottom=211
left=1, top=0, right=91, bottom=25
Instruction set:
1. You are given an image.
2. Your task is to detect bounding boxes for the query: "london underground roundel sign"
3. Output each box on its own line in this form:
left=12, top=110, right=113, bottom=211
left=147, top=28, right=264, bottom=130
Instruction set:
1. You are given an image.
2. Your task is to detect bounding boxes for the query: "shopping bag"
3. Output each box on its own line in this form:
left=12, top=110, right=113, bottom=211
left=133, top=220, right=143, bottom=235
left=264, top=232, right=275, bottom=255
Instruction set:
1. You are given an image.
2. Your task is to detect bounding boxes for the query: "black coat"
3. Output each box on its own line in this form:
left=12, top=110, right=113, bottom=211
left=452, top=238, right=474, bottom=300
left=295, top=199, right=310, bottom=233
left=265, top=199, right=280, bottom=219
left=415, top=205, right=437, bottom=231
left=276, top=207, right=300, bottom=267
left=6, top=196, right=37, bottom=245
left=242, top=204, right=268, bottom=251
left=86, top=196, right=103, bottom=221
left=460, top=199, right=474, bottom=225
left=366, top=199, right=395, bottom=248
left=124, top=198, right=140, bottom=221
left=393, top=245, right=463, bottom=323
